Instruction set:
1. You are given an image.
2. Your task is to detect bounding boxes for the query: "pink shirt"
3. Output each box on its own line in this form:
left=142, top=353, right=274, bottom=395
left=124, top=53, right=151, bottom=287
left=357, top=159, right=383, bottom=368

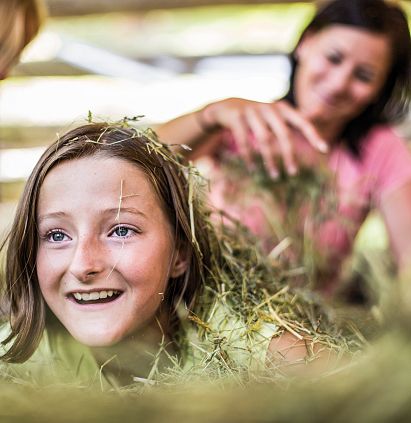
left=323, top=125, right=411, bottom=256
left=203, top=125, right=411, bottom=263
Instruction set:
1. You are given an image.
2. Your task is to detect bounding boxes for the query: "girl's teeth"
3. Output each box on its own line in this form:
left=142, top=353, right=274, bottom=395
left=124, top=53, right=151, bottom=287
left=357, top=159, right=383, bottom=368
left=89, top=292, right=100, bottom=300
left=72, top=290, right=119, bottom=301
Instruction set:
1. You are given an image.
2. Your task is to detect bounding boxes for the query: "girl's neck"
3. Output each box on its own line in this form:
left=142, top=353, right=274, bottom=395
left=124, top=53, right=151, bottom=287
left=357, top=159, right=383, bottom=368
left=91, top=311, right=176, bottom=386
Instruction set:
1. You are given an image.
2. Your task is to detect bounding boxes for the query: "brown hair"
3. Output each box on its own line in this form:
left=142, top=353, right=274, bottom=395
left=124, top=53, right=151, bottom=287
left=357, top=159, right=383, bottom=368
left=0, top=123, right=216, bottom=363
left=0, top=0, right=47, bottom=77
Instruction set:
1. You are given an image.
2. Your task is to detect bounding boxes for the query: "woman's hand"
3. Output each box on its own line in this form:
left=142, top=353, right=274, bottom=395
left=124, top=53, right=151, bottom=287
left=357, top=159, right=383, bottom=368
left=200, top=98, right=329, bottom=178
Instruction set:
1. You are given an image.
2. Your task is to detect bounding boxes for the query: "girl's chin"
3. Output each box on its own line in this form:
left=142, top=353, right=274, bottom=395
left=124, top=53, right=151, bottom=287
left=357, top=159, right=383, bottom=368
left=70, top=330, right=124, bottom=347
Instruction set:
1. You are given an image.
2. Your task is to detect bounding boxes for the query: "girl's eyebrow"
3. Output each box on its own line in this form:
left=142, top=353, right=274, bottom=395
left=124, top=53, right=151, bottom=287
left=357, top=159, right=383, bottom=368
left=37, top=211, right=67, bottom=224
left=103, top=207, right=147, bottom=219
left=37, top=208, right=147, bottom=224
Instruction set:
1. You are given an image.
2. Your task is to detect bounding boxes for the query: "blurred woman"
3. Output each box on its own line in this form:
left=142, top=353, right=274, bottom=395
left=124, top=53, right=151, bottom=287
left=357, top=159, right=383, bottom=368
left=157, top=0, right=411, bottom=294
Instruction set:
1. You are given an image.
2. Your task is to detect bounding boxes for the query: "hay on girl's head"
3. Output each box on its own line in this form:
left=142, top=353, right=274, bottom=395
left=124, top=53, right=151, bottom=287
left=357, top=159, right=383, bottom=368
left=1, top=122, right=215, bottom=363
left=0, top=122, right=358, bottom=387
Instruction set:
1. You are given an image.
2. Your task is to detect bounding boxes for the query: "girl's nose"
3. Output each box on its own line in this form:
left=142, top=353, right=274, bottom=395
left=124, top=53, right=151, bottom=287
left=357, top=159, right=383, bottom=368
left=69, top=237, right=106, bottom=283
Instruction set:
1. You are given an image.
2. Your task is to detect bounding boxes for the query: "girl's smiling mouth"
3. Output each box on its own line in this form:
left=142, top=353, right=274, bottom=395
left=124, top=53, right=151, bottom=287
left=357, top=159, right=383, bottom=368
left=68, top=290, right=123, bottom=305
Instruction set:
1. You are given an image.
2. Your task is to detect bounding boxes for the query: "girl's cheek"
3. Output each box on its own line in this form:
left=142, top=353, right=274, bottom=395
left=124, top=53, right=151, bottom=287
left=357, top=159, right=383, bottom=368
left=37, top=247, right=69, bottom=279
left=36, top=251, right=49, bottom=290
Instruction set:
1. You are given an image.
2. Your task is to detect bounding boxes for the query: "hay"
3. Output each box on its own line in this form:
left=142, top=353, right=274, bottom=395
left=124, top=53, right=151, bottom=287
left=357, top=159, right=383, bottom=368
left=112, top=119, right=364, bottom=383
left=0, top=117, right=367, bottom=392
left=0, top=320, right=410, bottom=422
left=212, top=150, right=361, bottom=292
left=1, top=117, right=408, bottom=421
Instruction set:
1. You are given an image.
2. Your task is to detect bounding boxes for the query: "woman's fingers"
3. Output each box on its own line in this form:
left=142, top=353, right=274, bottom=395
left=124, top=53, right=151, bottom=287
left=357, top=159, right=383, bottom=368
left=276, top=101, right=328, bottom=153
left=245, top=106, right=279, bottom=178
left=208, top=98, right=328, bottom=178
left=205, top=99, right=254, bottom=169
left=260, top=104, right=297, bottom=176
left=230, top=111, right=254, bottom=170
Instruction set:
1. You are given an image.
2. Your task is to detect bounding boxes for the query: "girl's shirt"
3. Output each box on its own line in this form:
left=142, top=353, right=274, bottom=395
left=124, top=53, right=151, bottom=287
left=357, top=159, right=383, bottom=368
left=0, top=302, right=277, bottom=388
left=0, top=323, right=106, bottom=388
left=200, top=125, right=411, bottom=276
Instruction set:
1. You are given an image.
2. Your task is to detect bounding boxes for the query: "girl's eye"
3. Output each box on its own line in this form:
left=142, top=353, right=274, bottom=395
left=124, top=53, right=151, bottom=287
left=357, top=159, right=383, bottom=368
left=111, top=225, right=137, bottom=238
left=47, top=230, right=69, bottom=243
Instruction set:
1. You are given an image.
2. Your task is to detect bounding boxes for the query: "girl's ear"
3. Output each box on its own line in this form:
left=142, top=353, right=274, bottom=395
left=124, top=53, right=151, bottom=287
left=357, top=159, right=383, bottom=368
left=170, top=247, right=189, bottom=278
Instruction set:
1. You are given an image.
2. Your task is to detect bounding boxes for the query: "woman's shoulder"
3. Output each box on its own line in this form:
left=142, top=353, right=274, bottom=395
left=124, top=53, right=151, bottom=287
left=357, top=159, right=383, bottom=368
left=360, top=124, right=411, bottom=202
left=361, top=124, right=408, bottom=153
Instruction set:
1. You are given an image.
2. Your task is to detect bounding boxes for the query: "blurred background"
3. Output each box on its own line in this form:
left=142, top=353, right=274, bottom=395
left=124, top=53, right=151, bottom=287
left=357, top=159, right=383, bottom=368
left=0, top=0, right=410, bottom=242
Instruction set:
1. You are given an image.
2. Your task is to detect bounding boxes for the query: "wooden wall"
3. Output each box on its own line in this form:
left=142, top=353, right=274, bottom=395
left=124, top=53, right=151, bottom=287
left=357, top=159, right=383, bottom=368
left=46, top=0, right=310, bottom=16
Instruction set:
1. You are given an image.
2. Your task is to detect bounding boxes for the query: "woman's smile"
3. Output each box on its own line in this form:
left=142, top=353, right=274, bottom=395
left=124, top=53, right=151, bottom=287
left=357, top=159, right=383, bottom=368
left=295, top=25, right=391, bottom=137
left=314, top=89, right=341, bottom=108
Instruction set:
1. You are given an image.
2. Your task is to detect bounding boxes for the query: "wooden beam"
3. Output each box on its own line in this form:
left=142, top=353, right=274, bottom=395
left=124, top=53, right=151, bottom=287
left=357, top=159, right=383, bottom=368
left=46, top=0, right=309, bottom=17
left=0, top=125, right=61, bottom=149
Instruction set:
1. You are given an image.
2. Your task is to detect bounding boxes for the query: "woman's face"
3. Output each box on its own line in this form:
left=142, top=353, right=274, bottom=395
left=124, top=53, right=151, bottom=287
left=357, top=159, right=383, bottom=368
left=36, top=156, right=186, bottom=347
left=294, top=25, right=391, bottom=133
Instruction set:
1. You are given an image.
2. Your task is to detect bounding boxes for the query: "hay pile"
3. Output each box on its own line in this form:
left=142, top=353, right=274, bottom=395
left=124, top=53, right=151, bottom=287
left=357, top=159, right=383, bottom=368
left=0, top=309, right=410, bottom=422
left=1, top=118, right=398, bottom=420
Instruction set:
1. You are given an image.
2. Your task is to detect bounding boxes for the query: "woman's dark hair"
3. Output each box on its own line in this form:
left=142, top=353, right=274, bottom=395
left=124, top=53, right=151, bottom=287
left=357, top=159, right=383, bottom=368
left=285, top=0, right=411, bottom=157
left=0, top=123, right=216, bottom=363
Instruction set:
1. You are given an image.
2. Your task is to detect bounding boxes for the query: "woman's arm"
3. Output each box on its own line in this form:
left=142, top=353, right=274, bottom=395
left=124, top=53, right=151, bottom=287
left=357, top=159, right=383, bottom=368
left=380, top=181, right=411, bottom=274
left=364, top=127, right=411, bottom=274
left=156, top=108, right=215, bottom=147
left=156, top=98, right=327, bottom=175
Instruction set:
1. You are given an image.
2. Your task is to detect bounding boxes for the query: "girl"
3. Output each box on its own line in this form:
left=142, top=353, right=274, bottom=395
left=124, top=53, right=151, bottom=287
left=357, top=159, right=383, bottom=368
left=156, top=0, right=411, bottom=294
left=0, top=123, right=350, bottom=388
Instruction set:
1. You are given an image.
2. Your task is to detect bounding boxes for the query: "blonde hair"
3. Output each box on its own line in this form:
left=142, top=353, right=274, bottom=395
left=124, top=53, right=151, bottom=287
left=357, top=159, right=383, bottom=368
left=0, top=0, right=47, bottom=76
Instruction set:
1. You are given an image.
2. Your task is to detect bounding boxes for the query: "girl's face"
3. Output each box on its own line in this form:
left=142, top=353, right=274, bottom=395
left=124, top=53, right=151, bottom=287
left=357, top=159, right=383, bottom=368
left=294, top=25, right=391, bottom=132
left=36, top=156, right=185, bottom=347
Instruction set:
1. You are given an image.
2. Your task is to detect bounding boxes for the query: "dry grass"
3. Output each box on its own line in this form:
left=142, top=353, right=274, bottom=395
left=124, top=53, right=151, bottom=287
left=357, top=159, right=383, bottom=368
left=1, top=118, right=402, bottom=420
